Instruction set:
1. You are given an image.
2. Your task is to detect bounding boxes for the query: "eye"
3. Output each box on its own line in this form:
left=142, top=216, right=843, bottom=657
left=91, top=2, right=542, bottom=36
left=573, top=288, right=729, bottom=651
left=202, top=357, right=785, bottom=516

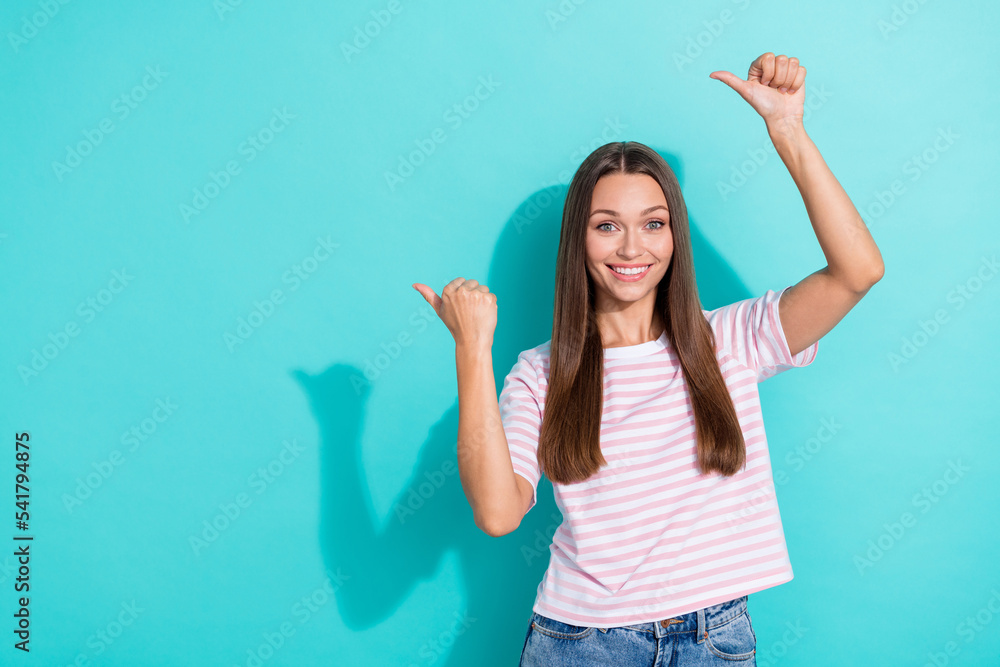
left=596, top=220, right=666, bottom=232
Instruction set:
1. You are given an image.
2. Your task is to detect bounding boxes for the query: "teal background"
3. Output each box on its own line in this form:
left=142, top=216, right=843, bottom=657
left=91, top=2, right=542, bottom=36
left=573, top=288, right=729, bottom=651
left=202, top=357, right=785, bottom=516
left=1, top=1, right=998, bottom=665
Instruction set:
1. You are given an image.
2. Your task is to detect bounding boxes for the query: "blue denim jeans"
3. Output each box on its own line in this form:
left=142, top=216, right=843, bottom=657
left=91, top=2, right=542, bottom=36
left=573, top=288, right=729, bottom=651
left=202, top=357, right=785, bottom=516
left=518, top=595, right=756, bottom=666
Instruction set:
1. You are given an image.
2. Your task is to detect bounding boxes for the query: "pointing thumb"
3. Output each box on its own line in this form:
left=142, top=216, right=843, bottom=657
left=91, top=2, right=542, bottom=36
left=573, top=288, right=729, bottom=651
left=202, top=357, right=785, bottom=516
left=412, top=283, right=442, bottom=314
left=709, top=70, right=751, bottom=100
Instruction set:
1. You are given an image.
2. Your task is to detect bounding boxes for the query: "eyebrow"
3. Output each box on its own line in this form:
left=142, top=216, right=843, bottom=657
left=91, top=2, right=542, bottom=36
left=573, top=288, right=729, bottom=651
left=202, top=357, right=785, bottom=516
left=589, top=205, right=668, bottom=218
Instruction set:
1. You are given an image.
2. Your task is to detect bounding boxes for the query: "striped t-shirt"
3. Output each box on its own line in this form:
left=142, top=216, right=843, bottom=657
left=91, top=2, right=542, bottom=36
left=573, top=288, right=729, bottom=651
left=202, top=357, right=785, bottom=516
left=500, top=285, right=819, bottom=627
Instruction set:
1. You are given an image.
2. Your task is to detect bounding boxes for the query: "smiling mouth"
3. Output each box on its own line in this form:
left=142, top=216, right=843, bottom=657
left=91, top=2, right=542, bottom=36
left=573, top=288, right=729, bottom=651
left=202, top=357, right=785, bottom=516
left=606, top=264, right=652, bottom=281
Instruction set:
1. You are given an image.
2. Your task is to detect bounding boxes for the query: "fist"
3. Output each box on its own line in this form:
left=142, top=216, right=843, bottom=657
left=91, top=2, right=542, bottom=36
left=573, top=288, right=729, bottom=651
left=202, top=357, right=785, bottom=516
left=412, top=278, right=498, bottom=349
left=709, top=52, right=807, bottom=128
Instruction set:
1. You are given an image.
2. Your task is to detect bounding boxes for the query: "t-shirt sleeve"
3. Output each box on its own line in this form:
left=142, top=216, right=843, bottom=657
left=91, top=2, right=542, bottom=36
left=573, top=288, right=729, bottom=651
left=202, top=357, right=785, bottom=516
left=706, top=285, right=819, bottom=382
left=498, top=350, right=543, bottom=515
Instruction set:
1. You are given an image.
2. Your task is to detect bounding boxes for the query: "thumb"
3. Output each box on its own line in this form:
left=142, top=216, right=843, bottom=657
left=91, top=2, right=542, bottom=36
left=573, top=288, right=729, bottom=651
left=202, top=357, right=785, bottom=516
left=709, top=70, right=752, bottom=100
left=412, top=283, right=442, bottom=315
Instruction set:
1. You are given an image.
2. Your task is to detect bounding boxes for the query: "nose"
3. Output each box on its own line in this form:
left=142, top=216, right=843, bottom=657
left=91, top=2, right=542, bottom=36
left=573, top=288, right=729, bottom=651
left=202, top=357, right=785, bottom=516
left=619, top=228, right=642, bottom=258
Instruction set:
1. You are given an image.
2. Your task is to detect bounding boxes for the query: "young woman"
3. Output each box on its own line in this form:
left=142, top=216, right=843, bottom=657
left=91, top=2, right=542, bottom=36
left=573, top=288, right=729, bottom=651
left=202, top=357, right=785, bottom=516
left=413, top=52, right=883, bottom=666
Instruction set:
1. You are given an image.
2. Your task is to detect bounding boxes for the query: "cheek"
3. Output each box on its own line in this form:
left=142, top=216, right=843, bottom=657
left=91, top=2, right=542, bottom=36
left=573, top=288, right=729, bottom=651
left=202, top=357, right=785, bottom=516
left=586, top=237, right=615, bottom=262
left=658, top=236, right=675, bottom=257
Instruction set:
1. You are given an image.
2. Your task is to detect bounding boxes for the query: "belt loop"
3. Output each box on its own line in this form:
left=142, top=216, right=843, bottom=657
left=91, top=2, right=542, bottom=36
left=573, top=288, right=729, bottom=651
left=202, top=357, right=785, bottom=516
left=696, top=608, right=706, bottom=644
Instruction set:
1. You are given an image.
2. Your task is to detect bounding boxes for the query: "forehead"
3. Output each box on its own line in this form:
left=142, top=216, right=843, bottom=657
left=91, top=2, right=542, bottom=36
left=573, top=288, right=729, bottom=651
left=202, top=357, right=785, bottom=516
left=590, top=173, right=666, bottom=212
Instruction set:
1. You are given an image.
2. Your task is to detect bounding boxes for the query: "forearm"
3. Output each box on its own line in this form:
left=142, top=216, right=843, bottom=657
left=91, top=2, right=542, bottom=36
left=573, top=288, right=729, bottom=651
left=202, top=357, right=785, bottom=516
left=768, top=119, right=885, bottom=290
left=454, top=343, right=521, bottom=536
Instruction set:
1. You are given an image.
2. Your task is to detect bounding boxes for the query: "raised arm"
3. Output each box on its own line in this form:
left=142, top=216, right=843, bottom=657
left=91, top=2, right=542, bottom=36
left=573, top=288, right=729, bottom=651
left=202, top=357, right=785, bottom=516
left=710, top=52, right=885, bottom=357
left=413, top=278, right=532, bottom=537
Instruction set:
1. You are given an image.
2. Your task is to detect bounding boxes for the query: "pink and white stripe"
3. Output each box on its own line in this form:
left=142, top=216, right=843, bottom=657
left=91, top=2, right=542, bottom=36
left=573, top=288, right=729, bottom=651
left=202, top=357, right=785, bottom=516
left=499, top=285, right=818, bottom=626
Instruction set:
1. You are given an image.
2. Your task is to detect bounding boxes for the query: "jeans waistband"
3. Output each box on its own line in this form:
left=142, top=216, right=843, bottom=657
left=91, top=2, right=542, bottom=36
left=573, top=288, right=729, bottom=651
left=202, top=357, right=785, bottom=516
left=618, top=595, right=747, bottom=639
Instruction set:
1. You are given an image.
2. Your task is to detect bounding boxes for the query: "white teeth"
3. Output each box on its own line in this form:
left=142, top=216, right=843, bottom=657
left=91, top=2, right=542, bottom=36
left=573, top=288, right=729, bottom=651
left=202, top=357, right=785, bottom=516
left=612, top=265, right=649, bottom=275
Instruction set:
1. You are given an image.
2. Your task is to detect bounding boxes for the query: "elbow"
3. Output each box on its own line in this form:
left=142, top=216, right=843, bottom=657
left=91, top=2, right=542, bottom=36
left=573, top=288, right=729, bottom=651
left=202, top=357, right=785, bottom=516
left=475, top=511, right=518, bottom=538
left=838, top=261, right=884, bottom=294
left=865, top=260, right=885, bottom=288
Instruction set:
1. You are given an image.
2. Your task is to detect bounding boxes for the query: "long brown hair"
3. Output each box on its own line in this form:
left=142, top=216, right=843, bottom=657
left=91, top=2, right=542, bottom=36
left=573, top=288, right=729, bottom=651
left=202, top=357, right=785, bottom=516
left=538, top=141, right=745, bottom=484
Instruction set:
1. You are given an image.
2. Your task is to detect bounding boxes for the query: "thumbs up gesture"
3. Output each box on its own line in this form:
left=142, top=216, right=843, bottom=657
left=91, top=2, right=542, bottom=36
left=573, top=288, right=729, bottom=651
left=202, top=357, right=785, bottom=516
left=413, top=278, right=498, bottom=350
left=709, top=52, right=806, bottom=130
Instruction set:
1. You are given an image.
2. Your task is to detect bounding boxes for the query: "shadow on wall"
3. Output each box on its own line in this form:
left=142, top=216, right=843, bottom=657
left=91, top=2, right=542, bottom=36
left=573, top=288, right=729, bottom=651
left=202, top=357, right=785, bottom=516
left=292, top=150, right=754, bottom=666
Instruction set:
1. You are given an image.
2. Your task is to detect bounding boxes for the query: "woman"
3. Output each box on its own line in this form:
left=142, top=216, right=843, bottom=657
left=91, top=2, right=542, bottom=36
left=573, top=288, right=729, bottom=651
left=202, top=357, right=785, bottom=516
left=413, top=52, right=883, bottom=666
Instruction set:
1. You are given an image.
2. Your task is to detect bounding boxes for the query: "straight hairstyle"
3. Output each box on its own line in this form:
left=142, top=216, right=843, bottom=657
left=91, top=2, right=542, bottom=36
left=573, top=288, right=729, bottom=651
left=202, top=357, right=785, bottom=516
left=538, top=141, right=746, bottom=484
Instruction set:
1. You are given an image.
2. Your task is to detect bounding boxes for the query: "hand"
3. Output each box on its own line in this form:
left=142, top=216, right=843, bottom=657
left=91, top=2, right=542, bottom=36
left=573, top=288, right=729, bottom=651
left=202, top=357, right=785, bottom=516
left=709, top=52, right=806, bottom=130
left=412, top=278, right=497, bottom=349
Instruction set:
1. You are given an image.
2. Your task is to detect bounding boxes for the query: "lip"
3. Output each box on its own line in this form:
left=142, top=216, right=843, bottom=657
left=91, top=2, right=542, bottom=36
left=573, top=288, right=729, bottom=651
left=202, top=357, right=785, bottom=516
left=606, top=263, right=652, bottom=282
